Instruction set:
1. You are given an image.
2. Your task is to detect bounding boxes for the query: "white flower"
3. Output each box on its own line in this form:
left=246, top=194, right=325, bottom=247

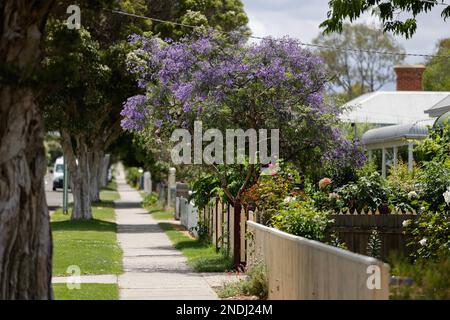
left=419, top=238, right=427, bottom=246
left=402, top=219, right=411, bottom=227
left=283, top=196, right=293, bottom=204
left=444, top=189, right=450, bottom=205
left=407, top=191, right=418, bottom=199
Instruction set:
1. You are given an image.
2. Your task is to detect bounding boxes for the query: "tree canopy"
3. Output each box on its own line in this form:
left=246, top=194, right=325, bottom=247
left=321, top=0, right=450, bottom=39
left=313, top=23, right=405, bottom=101
left=423, top=38, right=450, bottom=91
left=121, top=33, right=365, bottom=199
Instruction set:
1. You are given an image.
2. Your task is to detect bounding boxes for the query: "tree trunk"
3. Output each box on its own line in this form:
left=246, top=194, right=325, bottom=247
left=88, top=150, right=103, bottom=203
left=0, top=0, right=54, bottom=299
left=61, top=131, right=92, bottom=220
left=99, top=154, right=110, bottom=188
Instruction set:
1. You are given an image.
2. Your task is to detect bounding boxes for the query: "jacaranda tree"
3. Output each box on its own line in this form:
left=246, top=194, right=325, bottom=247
left=121, top=32, right=362, bottom=266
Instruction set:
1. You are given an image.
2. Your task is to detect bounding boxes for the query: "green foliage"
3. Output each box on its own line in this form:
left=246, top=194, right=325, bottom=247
left=423, top=39, right=450, bottom=91
left=142, top=192, right=158, bottom=208
left=272, top=200, right=333, bottom=242
left=404, top=212, right=450, bottom=261
left=147, top=0, right=249, bottom=39
left=189, top=163, right=256, bottom=208
left=240, top=262, right=268, bottom=299
left=191, top=219, right=211, bottom=245
left=415, top=123, right=450, bottom=212
left=217, top=260, right=268, bottom=299
left=391, top=254, right=450, bottom=300
left=189, top=174, right=221, bottom=209
left=335, top=164, right=389, bottom=213
left=125, top=166, right=142, bottom=188
left=367, top=229, right=382, bottom=259
left=386, top=161, right=420, bottom=212
left=44, top=133, right=63, bottom=165
left=241, top=164, right=302, bottom=224
left=320, top=0, right=450, bottom=39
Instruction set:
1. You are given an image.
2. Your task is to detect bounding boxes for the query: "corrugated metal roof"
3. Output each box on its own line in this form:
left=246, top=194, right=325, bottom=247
left=341, top=91, right=450, bottom=124
left=361, top=119, right=434, bottom=146
left=425, top=95, right=450, bottom=117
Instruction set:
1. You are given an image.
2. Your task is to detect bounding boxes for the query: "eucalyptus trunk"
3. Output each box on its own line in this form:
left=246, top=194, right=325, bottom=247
left=61, top=131, right=92, bottom=220
left=0, top=0, right=54, bottom=299
left=88, top=150, right=103, bottom=203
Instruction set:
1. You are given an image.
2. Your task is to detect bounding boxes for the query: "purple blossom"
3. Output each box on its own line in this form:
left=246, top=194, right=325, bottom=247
left=120, top=95, right=148, bottom=131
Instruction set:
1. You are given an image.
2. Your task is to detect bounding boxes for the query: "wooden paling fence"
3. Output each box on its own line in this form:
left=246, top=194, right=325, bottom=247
left=247, top=221, right=391, bottom=300
left=329, top=210, right=417, bottom=261
left=201, top=198, right=256, bottom=264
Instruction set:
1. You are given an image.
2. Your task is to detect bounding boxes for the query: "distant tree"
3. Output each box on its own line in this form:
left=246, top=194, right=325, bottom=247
left=321, top=0, right=450, bottom=39
left=423, top=38, right=450, bottom=91
left=313, top=24, right=405, bottom=101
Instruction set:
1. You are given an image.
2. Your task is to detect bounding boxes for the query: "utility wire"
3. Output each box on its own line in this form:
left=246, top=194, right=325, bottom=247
left=105, top=8, right=450, bottom=59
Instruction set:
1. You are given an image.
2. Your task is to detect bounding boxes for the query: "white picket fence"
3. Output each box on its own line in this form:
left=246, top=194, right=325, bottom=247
left=176, top=197, right=199, bottom=237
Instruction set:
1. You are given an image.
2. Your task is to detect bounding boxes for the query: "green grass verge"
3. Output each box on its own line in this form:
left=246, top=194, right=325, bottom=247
left=53, top=283, right=119, bottom=300
left=149, top=207, right=174, bottom=220
left=141, top=200, right=174, bottom=220
left=99, top=180, right=120, bottom=201
left=159, top=222, right=233, bottom=272
left=51, top=201, right=123, bottom=276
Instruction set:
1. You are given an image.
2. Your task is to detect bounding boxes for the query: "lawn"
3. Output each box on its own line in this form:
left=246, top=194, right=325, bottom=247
left=140, top=195, right=174, bottom=220
left=53, top=283, right=119, bottom=300
left=149, top=207, right=174, bottom=220
left=100, top=179, right=120, bottom=201
left=51, top=198, right=123, bottom=276
left=159, top=222, right=233, bottom=272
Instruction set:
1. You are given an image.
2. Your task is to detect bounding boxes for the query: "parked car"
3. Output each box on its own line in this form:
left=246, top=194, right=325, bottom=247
left=52, top=157, right=64, bottom=191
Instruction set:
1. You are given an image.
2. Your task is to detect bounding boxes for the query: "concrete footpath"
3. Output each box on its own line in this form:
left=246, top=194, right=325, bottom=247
left=114, top=164, right=218, bottom=300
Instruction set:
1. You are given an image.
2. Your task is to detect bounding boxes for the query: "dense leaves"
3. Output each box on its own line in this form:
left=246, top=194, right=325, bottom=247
left=321, top=0, right=450, bottom=39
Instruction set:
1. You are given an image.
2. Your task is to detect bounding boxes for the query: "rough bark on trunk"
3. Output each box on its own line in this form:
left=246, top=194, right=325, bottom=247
left=99, top=154, right=110, bottom=188
left=61, top=131, right=92, bottom=220
left=88, top=150, right=103, bottom=203
left=0, top=0, right=54, bottom=299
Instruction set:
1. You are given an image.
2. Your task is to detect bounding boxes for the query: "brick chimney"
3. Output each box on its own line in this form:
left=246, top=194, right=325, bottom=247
left=394, top=65, right=426, bottom=91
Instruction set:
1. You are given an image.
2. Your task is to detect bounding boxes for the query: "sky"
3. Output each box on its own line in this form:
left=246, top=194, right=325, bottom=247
left=242, top=0, right=450, bottom=65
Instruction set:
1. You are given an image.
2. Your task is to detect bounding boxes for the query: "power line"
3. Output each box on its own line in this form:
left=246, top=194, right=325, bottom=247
left=105, top=8, right=450, bottom=59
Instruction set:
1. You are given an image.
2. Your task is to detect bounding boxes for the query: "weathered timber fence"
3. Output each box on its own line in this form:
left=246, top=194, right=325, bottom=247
left=176, top=196, right=255, bottom=265
left=329, top=211, right=417, bottom=260
left=247, top=221, right=391, bottom=300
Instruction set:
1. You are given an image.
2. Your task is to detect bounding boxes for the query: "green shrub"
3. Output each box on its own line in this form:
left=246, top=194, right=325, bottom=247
left=272, top=200, right=332, bottom=241
left=217, top=261, right=268, bottom=299
left=336, top=168, right=389, bottom=213
left=241, top=261, right=268, bottom=299
left=391, top=253, right=450, bottom=300
left=141, top=192, right=158, bottom=209
left=404, top=212, right=450, bottom=261
left=125, top=167, right=141, bottom=188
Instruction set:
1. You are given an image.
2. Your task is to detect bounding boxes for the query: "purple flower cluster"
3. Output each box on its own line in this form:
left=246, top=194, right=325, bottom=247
left=120, top=32, right=333, bottom=133
left=120, top=94, right=148, bottom=131
left=324, top=127, right=366, bottom=172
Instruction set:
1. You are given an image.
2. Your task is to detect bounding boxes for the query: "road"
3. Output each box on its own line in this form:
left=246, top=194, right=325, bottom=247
left=44, top=172, right=72, bottom=213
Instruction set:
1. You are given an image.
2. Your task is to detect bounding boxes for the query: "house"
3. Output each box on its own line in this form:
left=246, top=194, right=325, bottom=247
left=341, top=65, right=450, bottom=176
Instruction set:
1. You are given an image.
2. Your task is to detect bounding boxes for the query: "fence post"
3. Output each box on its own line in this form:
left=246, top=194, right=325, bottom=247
left=233, top=200, right=242, bottom=269
left=167, top=167, right=176, bottom=209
